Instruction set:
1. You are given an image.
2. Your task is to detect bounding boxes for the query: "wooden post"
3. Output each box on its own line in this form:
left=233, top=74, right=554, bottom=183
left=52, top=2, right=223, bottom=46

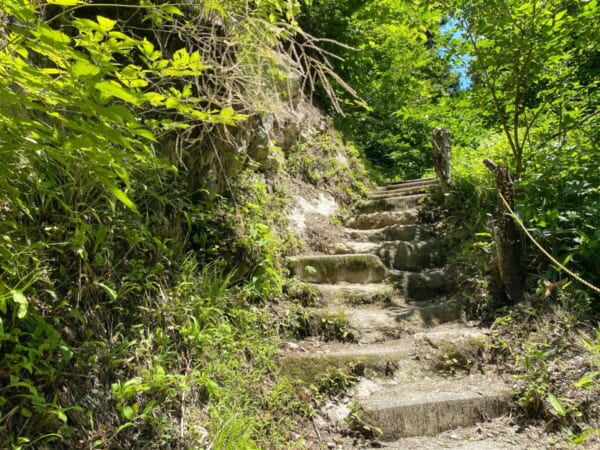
left=483, top=158, right=524, bottom=303
left=432, top=128, right=451, bottom=195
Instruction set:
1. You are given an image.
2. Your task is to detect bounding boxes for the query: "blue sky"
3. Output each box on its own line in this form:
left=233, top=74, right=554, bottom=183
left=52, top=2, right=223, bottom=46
left=440, top=18, right=473, bottom=90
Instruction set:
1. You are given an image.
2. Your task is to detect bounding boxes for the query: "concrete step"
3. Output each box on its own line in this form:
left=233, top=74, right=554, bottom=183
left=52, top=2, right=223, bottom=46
left=345, top=209, right=418, bottom=230
left=378, top=178, right=438, bottom=191
left=371, top=184, right=435, bottom=199
left=344, top=224, right=437, bottom=243
left=364, top=417, right=528, bottom=450
left=279, top=324, right=489, bottom=380
left=390, top=269, right=449, bottom=301
left=326, top=241, right=380, bottom=255
left=377, top=240, right=446, bottom=271
left=370, top=438, right=521, bottom=450
left=327, top=240, right=446, bottom=271
left=357, top=194, right=426, bottom=214
left=319, top=300, right=464, bottom=343
left=357, top=374, right=512, bottom=440
left=311, top=283, right=396, bottom=306
left=288, top=254, right=387, bottom=284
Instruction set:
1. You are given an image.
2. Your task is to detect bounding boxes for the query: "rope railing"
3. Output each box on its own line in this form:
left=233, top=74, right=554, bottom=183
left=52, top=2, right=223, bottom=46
left=498, top=192, right=600, bottom=295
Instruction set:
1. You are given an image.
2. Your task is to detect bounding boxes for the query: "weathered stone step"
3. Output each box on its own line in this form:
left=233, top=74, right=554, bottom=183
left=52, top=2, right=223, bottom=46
left=390, top=269, right=448, bottom=301
left=357, top=375, right=512, bottom=440
left=345, top=209, right=418, bottom=230
left=279, top=325, right=489, bottom=379
left=345, top=224, right=436, bottom=243
left=377, top=240, right=446, bottom=271
left=361, top=419, right=524, bottom=450
left=327, top=240, right=446, bottom=271
left=357, top=194, right=426, bottom=214
left=378, top=178, right=437, bottom=191
left=326, top=241, right=380, bottom=255
left=311, top=283, right=396, bottom=306
left=319, top=300, right=464, bottom=343
left=288, top=254, right=387, bottom=284
left=371, top=184, right=434, bottom=199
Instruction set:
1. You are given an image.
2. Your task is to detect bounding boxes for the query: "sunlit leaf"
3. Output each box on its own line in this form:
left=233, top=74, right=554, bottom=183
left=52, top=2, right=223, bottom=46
left=95, top=81, right=141, bottom=106
left=105, top=183, right=139, bottom=214
left=73, top=60, right=101, bottom=77
left=547, top=393, right=567, bottom=417
left=94, top=281, right=118, bottom=302
left=97, top=15, right=117, bottom=32
left=122, top=405, right=135, bottom=420
left=12, top=290, right=28, bottom=319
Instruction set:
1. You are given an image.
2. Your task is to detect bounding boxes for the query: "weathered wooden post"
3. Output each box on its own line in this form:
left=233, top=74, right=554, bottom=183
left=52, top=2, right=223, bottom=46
left=432, top=128, right=452, bottom=195
left=483, top=158, right=524, bottom=303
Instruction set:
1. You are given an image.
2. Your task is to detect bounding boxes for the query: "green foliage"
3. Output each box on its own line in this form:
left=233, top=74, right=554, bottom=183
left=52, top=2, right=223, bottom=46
left=491, top=309, right=600, bottom=446
left=301, top=0, right=456, bottom=181
left=440, top=0, right=600, bottom=304
left=516, top=130, right=600, bottom=297
left=0, top=0, right=326, bottom=447
left=445, top=0, right=599, bottom=174
left=286, top=128, right=370, bottom=203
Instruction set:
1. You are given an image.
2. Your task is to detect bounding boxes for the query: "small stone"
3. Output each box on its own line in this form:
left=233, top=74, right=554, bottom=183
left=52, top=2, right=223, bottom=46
left=353, top=379, right=382, bottom=398
left=327, top=442, right=336, bottom=449
left=324, top=402, right=351, bottom=424
left=450, top=433, right=459, bottom=440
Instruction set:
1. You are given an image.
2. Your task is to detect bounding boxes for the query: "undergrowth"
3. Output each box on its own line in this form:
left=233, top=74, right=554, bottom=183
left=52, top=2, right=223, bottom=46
left=0, top=1, right=370, bottom=448
left=446, top=128, right=600, bottom=446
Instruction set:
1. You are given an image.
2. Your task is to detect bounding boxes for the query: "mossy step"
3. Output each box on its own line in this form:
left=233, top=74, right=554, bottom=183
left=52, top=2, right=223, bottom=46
left=357, top=375, right=512, bottom=439
left=378, top=178, right=437, bottom=191
left=377, top=240, right=446, bottom=271
left=279, top=325, right=488, bottom=381
left=326, top=241, right=379, bottom=255
left=367, top=428, right=523, bottom=450
left=344, top=224, right=436, bottom=243
left=345, top=209, right=418, bottom=230
left=371, top=224, right=437, bottom=242
left=329, top=240, right=446, bottom=271
left=319, top=300, right=464, bottom=344
left=288, top=254, right=387, bottom=284
left=371, top=184, right=433, bottom=199
left=390, top=269, right=448, bottom=301
left=311, top=283, right=397, bottom=306
left=278, top=339, right=415, bottom=384
left=357, top=194, right=427, bottom=214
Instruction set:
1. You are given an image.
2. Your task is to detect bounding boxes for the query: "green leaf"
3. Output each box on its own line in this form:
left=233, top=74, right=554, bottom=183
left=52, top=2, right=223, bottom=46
left=142, top=399, right=156, bottom=416
left=94, top=281, right=118, bottom=302
left=95, top=81, right=141, bottom=106
left=55, top=409, right=68, bottom=422
left=12, top=290, right=29, bottom=319
left=575, top=372, right=598, bottom=389
left=93, top=224, right=109, bottom=253
left=131, top=127, right=157, bottom=142
left=571, top=429, right=591, bottom=445
left=73, top=60, right=101, bottom=78
left=162, top=5, right=184, bottom=16
left=36, top=26, right=71, bottom=45
left=547, top=393, right=567, bottom=417
left=97, top=16, right=117, bottom=32
left=122, top=405, right=135, bottom=420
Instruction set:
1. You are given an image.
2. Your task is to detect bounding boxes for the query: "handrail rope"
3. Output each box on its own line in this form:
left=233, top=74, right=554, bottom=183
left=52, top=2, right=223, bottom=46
left=498, top=192, right=600, bottom=295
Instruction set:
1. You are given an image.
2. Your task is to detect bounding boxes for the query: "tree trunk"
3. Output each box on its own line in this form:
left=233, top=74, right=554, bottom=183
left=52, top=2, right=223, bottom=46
left=483, top=158, right=524, bottom=303
left=432, top=128, right=451, bottom=195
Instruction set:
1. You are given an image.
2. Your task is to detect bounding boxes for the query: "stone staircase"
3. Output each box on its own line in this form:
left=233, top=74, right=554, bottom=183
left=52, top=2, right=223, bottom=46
left=283, top=178, right=518, bottom=448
